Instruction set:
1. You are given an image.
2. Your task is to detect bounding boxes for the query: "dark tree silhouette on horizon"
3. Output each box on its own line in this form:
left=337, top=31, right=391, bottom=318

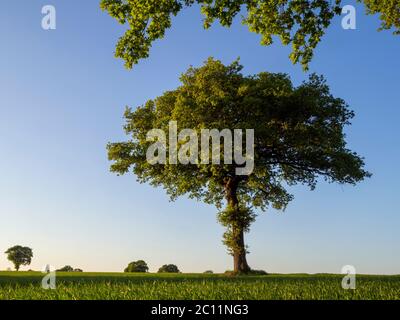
left=5, top=245, right=33, bottom=271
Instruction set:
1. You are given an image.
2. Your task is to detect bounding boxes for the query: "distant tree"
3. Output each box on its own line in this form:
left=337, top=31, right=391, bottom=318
left=73, top=268, right=83, bottom=272
left=56, top=265, right=74, bottom=272
left=124, top=260, right=149, bottom=273
left=108, top=58, right=370, bottom=274
left=100, top=0, right=399, bottom=70
left=158, top=264, right=180, bottom=273
left=204, top=270, right=214, bottom=274
left=5, top=246, right=33, bottom=271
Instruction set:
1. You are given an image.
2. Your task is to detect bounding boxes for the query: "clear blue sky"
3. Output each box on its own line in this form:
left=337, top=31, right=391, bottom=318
left=0, top=0, right=399, bottom=274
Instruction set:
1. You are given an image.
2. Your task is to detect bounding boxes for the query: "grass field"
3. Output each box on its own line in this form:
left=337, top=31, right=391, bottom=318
left=0, top=272, right=399, bottom=300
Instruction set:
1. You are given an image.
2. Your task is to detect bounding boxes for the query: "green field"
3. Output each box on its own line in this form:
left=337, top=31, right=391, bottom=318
left=0, top=272, right=399, bottom=300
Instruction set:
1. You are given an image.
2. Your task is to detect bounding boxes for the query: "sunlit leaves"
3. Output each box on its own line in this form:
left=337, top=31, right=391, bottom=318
left=100, top=0, right=399, bottom=70
left=107, top=58, right=370, bottom=211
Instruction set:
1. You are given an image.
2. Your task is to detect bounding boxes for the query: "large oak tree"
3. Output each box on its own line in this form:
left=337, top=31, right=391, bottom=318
left=100, top=0, right=399, bottom=70
left=107, top=58, right=370, bottom=273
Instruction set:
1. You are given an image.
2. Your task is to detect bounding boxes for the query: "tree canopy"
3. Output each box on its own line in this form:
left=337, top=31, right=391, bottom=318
left=100, top=0, right=399, bottom=70
left=158, top=264, right=181, bottom=273
left=5, top=246, right=33, bottom=271
left=56, top=265, right=74, bottom=272
left=56, top=265, right=83, bottom=272
left=124, top=260, right=149, bottom=272
left=107, top=58, right=370, bottom=273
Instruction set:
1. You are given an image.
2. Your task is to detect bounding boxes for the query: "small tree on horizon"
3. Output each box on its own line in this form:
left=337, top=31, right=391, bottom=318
left=5, top=246, right=33, bottom=271
left=107, top=58, right=370, bottom=274
left=56, top=265, right=74, bottom=272
left=158, top=264, right=180, bottom=273
left=124, top=260, right=149, bottom=273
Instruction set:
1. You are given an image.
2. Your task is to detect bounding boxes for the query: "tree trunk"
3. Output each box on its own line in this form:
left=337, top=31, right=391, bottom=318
left=225, top=177, right=251, bottom=274
left=232, top=227, right=250, bottom=274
